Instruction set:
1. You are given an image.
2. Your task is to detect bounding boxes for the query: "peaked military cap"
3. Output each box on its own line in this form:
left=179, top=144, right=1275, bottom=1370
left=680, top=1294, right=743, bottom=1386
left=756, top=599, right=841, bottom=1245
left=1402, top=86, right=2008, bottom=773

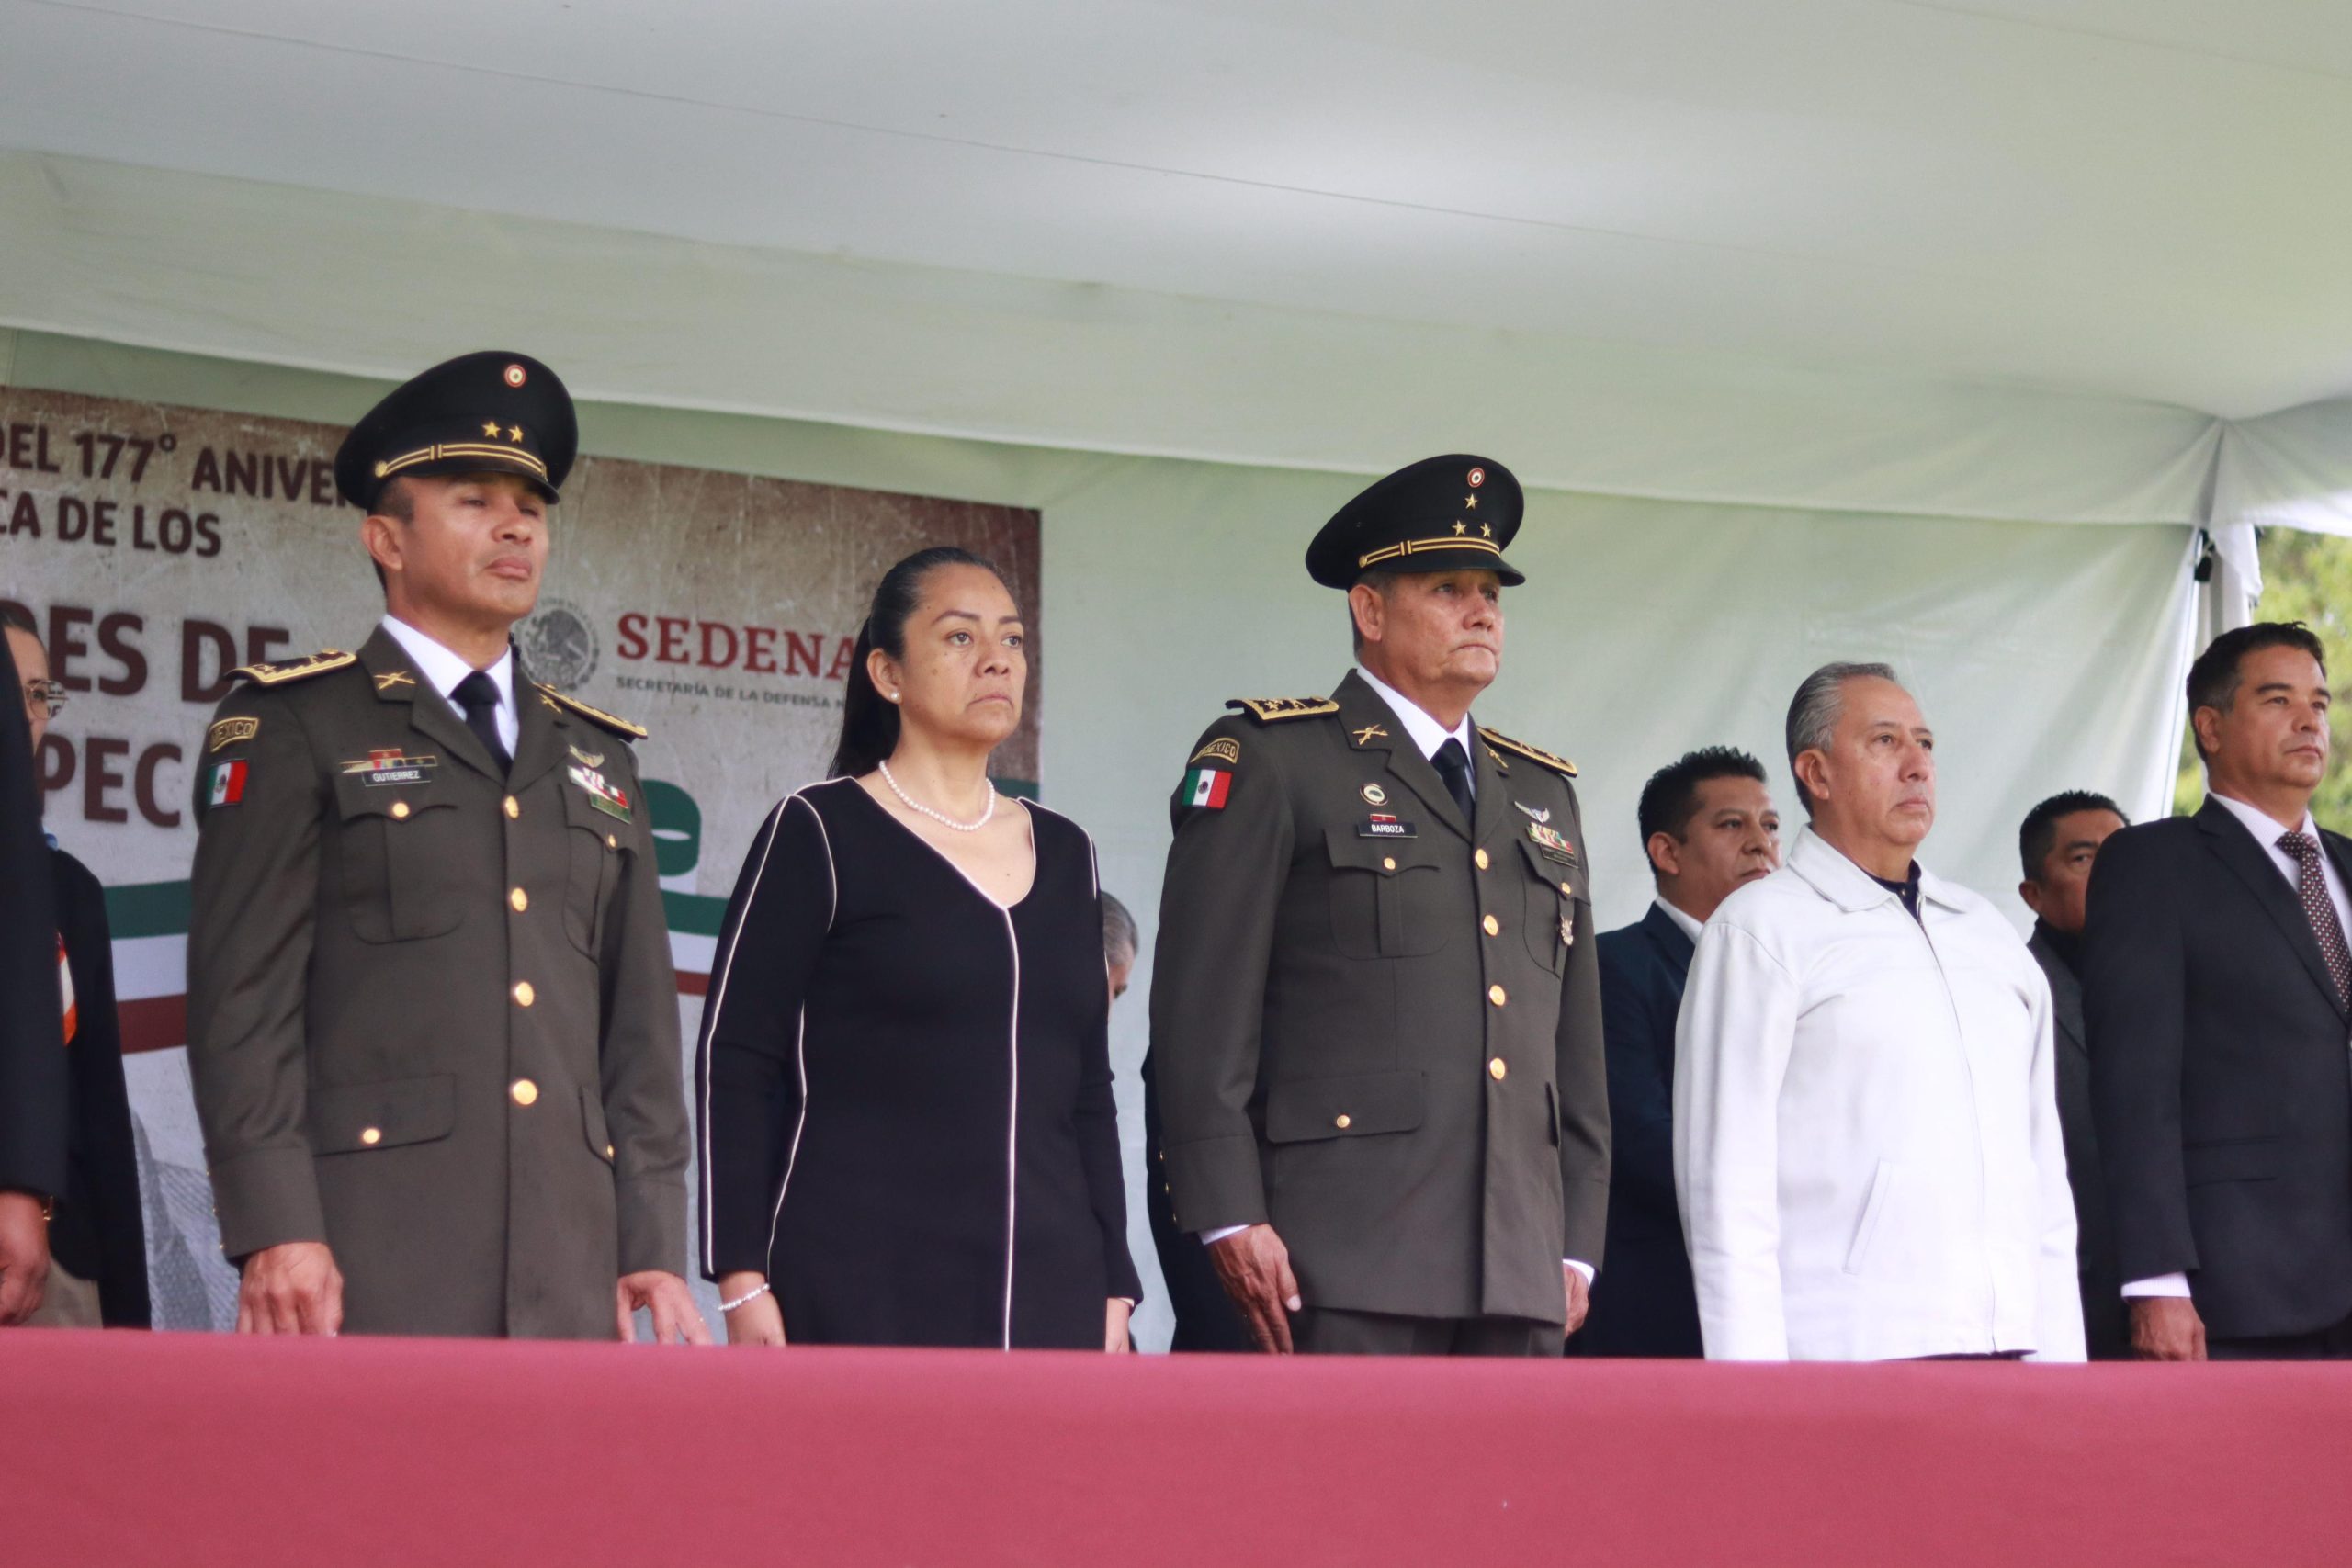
left=1305, top=454, right=1526, bottom=589
left=334, top=351, right=579, bottom=512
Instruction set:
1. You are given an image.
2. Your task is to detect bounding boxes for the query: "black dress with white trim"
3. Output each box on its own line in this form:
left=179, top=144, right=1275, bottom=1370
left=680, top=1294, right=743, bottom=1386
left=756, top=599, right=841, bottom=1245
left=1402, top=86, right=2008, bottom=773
left=696, top=777, right=1140, bottom=1348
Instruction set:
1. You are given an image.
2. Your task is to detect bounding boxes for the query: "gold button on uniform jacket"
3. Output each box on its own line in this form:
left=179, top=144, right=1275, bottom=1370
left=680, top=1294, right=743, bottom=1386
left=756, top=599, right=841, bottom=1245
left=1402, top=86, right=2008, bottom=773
left=186, top=626, right=689, bottom=1337
left=1150, top=671, right=1610, bottom=1325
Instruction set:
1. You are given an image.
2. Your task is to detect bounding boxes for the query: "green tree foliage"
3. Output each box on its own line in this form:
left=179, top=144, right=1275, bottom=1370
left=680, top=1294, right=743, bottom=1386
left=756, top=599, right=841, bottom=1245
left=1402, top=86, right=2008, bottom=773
left=2175, top=528, right=2352, bottom=819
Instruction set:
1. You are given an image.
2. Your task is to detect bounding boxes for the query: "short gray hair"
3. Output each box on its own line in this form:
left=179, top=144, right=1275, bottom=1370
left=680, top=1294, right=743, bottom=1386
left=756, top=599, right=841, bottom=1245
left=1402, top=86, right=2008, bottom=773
left=1347, top=570, right=1399, bottom=654
left=1785, top=661, right=1899, bottom=815
left=1102, top=890, right=1139, bottom=967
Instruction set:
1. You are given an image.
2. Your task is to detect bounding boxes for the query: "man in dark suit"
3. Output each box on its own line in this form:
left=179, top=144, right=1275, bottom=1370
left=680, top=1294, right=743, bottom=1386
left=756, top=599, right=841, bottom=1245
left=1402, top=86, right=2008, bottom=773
left=0, top=622, right=67, bottom=1325
left=1152, top=455, right=1609, bottom=1356
left=2017, top=788, right=2129, bottom=1359
left=4, top=607, right=150, bottom=1327
left=1576, top=748, right=1778, bottom=1357
left=2086, top=621, right=2352, bottom=1359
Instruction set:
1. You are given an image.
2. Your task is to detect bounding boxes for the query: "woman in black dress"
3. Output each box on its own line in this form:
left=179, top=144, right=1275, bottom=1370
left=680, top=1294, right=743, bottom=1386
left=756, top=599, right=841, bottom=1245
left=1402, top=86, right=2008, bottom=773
left=697, top=547, right=1141, bottom=1349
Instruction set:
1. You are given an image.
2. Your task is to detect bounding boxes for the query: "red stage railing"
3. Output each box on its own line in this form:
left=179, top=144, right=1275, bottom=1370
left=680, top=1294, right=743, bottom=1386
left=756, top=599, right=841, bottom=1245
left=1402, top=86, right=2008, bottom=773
left=7, top=1332, right=2348, bottom=1565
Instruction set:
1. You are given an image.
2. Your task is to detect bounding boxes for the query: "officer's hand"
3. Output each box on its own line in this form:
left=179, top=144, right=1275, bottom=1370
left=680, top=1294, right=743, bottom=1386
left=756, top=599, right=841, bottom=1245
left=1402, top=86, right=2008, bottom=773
left=1207, top=1224, right=1301, bottom=1354
left=236, top=1241, right=344, bottom=1335
left=616, top=1269, right=714, bottom=1345
left=1105, top=1297, right=1133, bottom=1353
left=1564, top=1265, right=1590, bottom=1337
left=0, top=1190, right=52, bottom=1325
left=2131, top=1296, right=2206, bottom=1361
left=718, top=1271, right=786, bottom=1347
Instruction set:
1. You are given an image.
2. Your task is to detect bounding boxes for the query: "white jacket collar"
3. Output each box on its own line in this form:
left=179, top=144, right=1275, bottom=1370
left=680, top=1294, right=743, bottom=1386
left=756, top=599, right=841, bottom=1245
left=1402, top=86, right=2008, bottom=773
left=1784, top=826, right=1967, bottom=914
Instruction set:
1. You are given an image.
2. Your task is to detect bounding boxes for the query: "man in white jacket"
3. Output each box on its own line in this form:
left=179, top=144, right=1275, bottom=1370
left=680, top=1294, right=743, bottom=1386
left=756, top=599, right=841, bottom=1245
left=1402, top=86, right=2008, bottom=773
left=1673, top=662, right=2083, bottom=1361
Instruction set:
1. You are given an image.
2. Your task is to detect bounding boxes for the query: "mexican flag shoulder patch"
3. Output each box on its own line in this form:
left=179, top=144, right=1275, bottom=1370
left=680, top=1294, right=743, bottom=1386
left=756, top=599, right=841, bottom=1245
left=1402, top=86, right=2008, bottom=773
left=207, top=758, right=250, bottom=809
left=1180, top=766, right=1232, bottom=810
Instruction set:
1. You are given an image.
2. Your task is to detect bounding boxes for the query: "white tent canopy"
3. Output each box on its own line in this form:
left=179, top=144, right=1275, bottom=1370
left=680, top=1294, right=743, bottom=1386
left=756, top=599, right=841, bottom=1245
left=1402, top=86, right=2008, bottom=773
left=4, top=0, right=2351, bottom=549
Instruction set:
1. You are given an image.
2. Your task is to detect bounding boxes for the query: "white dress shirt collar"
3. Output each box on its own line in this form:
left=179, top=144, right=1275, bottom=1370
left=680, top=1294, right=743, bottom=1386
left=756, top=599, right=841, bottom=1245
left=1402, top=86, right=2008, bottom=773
left=2208, top=788, right=2320, bottom=851
left=1352, top=665, right=1476, bottom=765
left=379, top=615, right=519, bottom=753
left=1653, top=897, right=1705, bottom=946
left=2202, top=788, right=2351, bottom=947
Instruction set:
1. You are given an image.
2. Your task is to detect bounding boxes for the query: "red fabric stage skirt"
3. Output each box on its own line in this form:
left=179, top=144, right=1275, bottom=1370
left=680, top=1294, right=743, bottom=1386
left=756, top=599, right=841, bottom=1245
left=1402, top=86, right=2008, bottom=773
left=7, top=1331, right=2348, bottom=1565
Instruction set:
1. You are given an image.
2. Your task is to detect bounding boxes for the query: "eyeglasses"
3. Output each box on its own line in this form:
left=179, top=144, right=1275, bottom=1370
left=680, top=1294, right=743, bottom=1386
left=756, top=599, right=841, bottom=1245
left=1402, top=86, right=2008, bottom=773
left=22, top=680, right=65, bottom=720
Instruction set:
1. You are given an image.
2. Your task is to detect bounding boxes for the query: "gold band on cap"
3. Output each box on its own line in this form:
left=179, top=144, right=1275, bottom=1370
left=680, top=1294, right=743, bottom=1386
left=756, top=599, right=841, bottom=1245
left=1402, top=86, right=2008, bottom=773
left=1357, top=536, right=1503, bottom=570
left=376, top=443, right=551, bottom=482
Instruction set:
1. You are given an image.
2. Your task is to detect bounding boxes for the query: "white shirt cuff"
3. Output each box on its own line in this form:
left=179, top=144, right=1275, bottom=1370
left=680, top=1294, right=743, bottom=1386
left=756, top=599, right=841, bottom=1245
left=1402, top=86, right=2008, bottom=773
left=1197, top=1224, right=1250, bottom=1246
left=2121, top=1272, right=2192, bottom=1298
left=1565, top=1259, right=1595, bottom=1286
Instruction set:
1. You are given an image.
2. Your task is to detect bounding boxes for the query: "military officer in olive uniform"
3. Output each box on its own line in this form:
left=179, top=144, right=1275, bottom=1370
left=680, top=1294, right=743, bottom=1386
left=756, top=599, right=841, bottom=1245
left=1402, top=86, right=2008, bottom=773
left=187, top=352, right=706, bottom=1342
left=1150, top=455, right=1609, bottom=1356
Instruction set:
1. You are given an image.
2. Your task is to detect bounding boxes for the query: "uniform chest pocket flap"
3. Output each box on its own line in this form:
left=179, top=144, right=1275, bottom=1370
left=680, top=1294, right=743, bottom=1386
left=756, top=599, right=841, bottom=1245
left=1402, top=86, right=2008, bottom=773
left=1515, top=837, right=1579, bottom=974
left=1265, top=1069, right=1426, bottom=1145
left=560, top=778, right=627, bottom=958
left=1324, top=829, right=1448, bottom=959
left=332, top=772, right=464, bottom=943
left=311, top=1073, right=456, bottom=1156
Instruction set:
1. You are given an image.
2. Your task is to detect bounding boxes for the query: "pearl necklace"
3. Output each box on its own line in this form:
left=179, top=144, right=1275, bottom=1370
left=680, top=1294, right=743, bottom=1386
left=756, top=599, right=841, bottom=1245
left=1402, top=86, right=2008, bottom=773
left=877, top=758, right=997, bottom=833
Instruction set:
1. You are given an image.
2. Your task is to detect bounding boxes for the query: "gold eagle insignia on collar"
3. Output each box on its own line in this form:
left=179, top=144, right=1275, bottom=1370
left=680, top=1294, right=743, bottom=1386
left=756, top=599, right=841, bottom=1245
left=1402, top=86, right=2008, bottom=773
left=1476, top=726, right=1577, bottom=778
left=1225, top=696, right=1340, bottom=724
left=229, top=649, right=357, bottom=687
left=533, top=682, right=649, bottom=740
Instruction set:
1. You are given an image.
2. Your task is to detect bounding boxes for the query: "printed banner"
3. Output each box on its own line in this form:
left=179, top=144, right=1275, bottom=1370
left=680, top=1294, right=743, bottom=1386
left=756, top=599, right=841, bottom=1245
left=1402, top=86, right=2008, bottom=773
left=1, top=388, right=1041, bottom=1325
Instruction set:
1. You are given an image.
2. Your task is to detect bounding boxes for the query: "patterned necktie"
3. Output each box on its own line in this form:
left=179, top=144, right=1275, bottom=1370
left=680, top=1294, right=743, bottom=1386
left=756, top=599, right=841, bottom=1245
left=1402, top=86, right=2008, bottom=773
left=2278, top=830, right=2352, bottom=1005
left=1432, top=737, right=1475, bottom=822
left=453, top=670, right=512, bottom=775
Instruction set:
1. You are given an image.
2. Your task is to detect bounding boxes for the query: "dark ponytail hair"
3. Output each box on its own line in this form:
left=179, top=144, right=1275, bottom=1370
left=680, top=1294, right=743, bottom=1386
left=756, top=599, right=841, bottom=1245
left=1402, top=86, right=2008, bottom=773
left=829, top=545, right=1001, bottom=778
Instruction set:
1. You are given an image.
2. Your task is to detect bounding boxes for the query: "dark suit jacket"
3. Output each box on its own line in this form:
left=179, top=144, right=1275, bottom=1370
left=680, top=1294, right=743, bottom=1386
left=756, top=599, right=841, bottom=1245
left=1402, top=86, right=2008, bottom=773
left=2084, top=799, right=2352, bottom=1340
left=50, top=845, right=152, bottom=1327
left=2026, top=923, right=2126, bottom=1359
left=1574, top=902, right=1702, bottom=1357
left=0, top=630, right=67, bottom=1201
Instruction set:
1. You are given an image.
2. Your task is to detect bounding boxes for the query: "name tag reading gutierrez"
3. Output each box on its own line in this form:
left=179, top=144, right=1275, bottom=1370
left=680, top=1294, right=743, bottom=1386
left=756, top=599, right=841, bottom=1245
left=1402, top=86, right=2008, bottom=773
left=344, top=750, right=438, bottom=788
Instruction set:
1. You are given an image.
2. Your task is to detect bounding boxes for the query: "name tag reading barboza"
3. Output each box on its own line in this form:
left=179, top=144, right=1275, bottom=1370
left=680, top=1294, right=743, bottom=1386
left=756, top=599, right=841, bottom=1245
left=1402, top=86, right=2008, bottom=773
left=343, top=750, right=438, bottom=788
left=1358, top=813, right=1417, bottom=840
left=567, top=761, right=633, bottom=822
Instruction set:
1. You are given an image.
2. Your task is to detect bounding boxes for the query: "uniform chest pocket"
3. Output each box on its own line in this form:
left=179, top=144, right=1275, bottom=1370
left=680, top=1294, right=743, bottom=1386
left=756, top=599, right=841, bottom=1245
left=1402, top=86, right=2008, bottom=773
left=1324, top=829, right=1449, bottom=959
left=332, top=772, right=464, bottom=943
left=560, top=776, right=627, bottom=959
left=1516, top=838, right=1578, bottom=975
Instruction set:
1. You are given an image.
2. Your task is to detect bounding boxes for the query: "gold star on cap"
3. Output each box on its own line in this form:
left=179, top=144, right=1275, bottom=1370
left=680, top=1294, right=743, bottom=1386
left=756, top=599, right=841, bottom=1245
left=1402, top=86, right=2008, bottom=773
left=507, top=425, right=524, bottom=443
left=1464, top=494, right=1478, bottom=509
left=1452, top=520, right=1467, bottom=536
left=481, top=421, right=501, bottom=437
left=1481, top=522, right=1493, bottom=538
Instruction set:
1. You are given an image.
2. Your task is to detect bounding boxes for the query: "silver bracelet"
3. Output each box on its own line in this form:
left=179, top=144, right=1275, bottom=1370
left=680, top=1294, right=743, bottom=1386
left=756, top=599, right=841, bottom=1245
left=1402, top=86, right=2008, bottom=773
left=719, top=1281, right=772, bottom=1314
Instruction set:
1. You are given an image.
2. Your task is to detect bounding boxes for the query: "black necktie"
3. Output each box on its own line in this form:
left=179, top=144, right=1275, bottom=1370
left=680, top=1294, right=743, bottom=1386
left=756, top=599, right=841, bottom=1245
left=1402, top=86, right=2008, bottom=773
left=452, top=671, right=511, bottom=775
left=1432, top=737, right=1475, bottom=822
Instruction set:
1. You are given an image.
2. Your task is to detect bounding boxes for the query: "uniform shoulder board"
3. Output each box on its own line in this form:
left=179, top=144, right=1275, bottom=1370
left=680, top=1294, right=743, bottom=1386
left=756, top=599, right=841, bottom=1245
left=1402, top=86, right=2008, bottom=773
left=534, top=682, right=650, bottom=740
left=228, top=649, right=357, bottom=686
left=1224, top=696, right=1340, bottom=724
left=1477, top=726, right=1577, bottom=778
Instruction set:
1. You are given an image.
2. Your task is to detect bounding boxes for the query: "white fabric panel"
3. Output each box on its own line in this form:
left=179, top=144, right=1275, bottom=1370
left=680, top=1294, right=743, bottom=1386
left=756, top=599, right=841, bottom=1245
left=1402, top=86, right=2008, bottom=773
left=0, top=151, right=2229, bottom=529
left=2216, top=400, right=2352, bottom=540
